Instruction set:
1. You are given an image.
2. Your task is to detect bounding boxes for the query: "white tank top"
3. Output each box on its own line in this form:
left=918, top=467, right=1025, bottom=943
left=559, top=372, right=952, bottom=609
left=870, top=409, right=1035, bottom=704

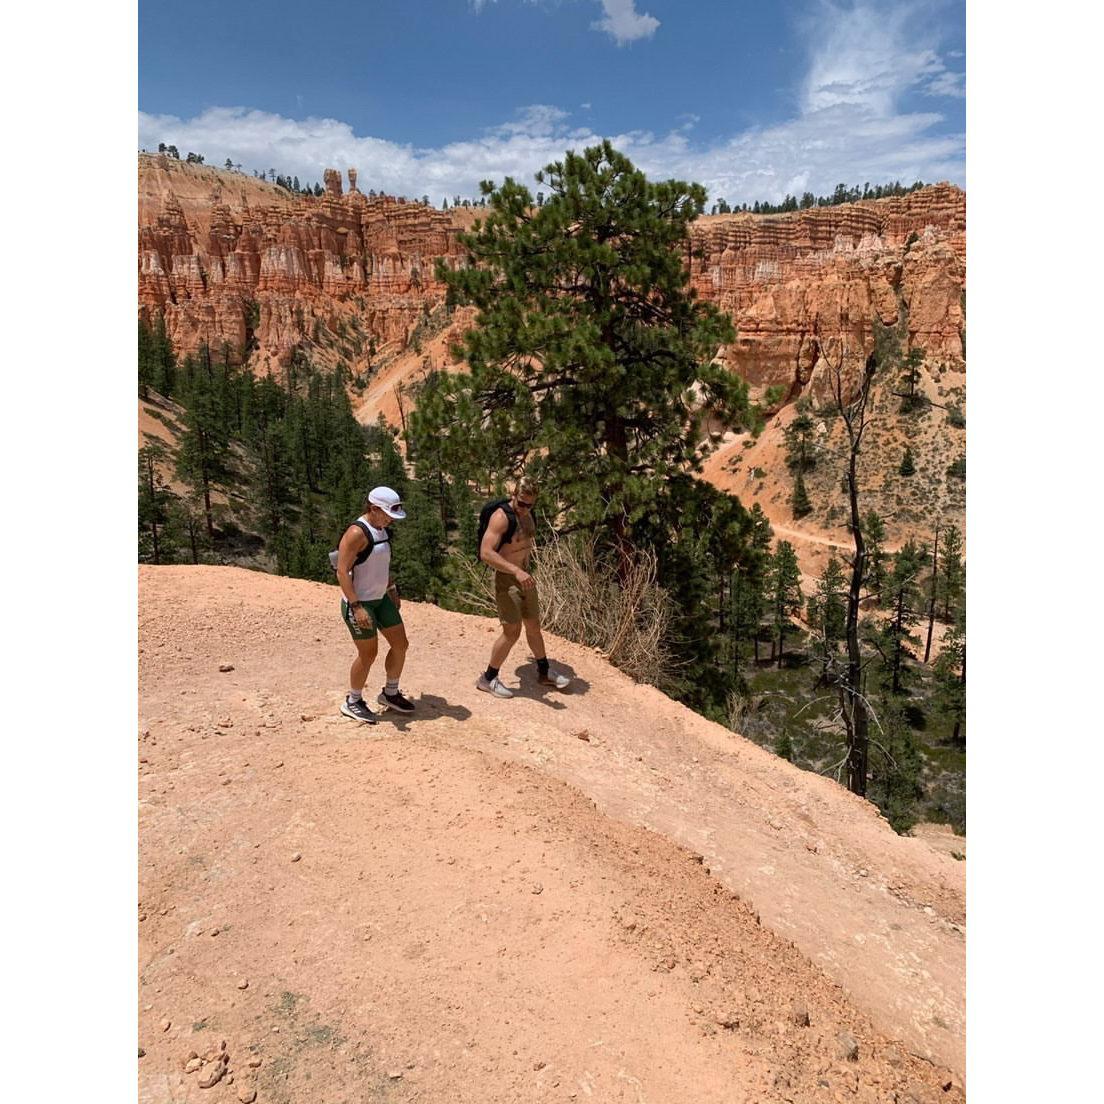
left=350, top=518, right=392, bottom=601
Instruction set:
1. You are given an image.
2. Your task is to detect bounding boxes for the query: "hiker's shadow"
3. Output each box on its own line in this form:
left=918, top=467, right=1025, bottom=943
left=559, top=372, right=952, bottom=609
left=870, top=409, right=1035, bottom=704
left=508, top=665, right=591, bottom=711
left=377, top=693, right=472, bottom=731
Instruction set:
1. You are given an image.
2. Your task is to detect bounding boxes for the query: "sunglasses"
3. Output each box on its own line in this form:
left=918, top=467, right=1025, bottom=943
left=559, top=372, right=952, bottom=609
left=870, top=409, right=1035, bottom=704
left=514, top=498, right=536, bottom=510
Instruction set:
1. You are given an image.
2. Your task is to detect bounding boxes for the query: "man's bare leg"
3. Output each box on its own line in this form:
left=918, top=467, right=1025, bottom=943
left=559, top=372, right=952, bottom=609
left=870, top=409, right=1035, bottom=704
left=522, top=617, right=547, bottom=662
left=489, top=621, right=522, bottom=670
left=524, top=617, right=570, bottom=688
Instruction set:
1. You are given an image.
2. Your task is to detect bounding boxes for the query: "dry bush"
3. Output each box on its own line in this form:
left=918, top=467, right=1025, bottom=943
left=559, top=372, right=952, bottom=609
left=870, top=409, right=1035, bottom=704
left=447, top=535, right=680, bottom=691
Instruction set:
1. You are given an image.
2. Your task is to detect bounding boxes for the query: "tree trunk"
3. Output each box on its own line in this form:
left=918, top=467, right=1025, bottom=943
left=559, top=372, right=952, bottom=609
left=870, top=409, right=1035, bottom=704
left=718, top=570, right=726, bottom=635
left=924, top=525, right=939, bottom=663
left=892, top=587, right=905, bottom=694
left=144, top=455, right=161, bottom=565
left=843, top=450, right=869, bottom=795
left=836, top=351, right=877, bottom=798
left=953, top=640, right=966, bottom=745
left=730, top=572, right=741, bottom=675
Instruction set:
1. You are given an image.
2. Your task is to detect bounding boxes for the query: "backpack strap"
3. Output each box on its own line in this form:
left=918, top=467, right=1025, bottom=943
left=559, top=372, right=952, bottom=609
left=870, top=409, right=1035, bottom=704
left=351, top=519, right=389, bottom=567
left=496, top=504, right=518, bottom=553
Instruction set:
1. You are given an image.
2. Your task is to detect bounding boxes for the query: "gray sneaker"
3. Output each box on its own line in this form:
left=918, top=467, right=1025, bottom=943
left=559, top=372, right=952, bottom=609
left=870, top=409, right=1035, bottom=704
left=340, top=695, right=378, bottom=724
left=377, top=688, right=416, bottom=713
left=476, top=675, right=514, bottom=699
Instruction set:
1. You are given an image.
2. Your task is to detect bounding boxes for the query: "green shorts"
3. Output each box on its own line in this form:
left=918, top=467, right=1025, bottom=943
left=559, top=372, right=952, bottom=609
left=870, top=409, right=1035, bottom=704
left=495, top=571, right=540, bottom=624
left=341, top=594, right=403, bottom=640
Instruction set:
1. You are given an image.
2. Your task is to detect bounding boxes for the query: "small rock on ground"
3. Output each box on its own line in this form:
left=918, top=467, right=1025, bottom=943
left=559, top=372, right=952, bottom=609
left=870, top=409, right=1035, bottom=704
left=835, top=1030, right=860, bottom=1061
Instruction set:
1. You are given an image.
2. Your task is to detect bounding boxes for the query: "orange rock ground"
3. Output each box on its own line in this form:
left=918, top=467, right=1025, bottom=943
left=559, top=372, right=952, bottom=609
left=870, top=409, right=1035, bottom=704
left=139, top=567, right=964, bottom=1102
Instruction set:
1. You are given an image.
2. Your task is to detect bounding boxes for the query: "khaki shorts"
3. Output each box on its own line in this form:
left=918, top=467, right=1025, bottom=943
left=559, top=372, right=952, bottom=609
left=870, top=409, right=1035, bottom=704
left=495, top=571, right=539, bottom=624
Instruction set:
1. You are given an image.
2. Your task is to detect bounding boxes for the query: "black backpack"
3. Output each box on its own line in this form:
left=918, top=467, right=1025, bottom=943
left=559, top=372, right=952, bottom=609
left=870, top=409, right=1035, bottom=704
left=476, top=498, right=518, bottom=562
left=328, top=519, right=392, bottom=574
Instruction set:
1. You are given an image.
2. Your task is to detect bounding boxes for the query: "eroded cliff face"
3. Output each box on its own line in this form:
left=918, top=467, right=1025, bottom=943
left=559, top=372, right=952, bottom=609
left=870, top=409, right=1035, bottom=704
left=689, top=184, right=965, bottom=404
left=138, top=154, right=471, bottom=372
left=139, top=155, right=964, bottom=391
left=137, top=157, right=965, bottom=560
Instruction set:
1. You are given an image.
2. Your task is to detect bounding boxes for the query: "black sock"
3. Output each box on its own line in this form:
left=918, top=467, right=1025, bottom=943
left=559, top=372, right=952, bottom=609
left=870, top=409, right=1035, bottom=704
left=536, top=657, right=550, bottom=677
left=484, top=666, right=499, bottom=682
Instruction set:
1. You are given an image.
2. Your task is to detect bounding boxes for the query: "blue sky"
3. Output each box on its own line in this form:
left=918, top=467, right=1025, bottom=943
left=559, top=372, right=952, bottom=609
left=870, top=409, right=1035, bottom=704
left=139, top=0, right=964, bottom=204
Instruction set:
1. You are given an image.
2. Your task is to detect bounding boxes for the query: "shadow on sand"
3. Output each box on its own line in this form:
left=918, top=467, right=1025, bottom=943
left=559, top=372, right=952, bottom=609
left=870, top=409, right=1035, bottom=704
left=372, top=693, right=473, bottom=732
left=505, top=664, right=591, bottom=711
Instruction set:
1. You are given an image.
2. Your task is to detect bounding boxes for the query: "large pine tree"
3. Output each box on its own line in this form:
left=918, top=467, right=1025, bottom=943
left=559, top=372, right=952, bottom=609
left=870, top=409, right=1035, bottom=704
left=412, top=142, right=754, bottom=577
left=768, top=541, right=803, bottom=669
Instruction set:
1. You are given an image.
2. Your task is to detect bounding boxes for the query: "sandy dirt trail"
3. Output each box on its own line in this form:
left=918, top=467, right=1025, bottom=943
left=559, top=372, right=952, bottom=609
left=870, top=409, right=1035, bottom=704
left=139, top=566, right=964, bottom=1103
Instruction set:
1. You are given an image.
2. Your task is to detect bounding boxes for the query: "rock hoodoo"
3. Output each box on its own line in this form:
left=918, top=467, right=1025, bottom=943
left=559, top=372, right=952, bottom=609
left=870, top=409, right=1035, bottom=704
left=138, top=154, right=964, bottom=394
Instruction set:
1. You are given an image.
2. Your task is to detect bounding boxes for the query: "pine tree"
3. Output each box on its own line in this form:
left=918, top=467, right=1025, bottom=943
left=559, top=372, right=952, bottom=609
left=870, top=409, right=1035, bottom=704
left=933, top=606, right=966, bottom=745
left=939, top=524, right=964, bottom=620
left=729, top=503, right=773, bottom=669
left=899, top=348, right=925, bottom=412
left=768, top=541, right=802, bottom=669
left=138, top=318, right=154, bottom=399
left=862, top=510, right=888, bottom=603
left=151, top=314, right=176, bottom=397
left=775, top=729, right=794, bottom=762
left=167, top=493, right=212, bottom=564
left=393, top=475, right=447, bottom=602
left=808, top=555, right=846, bottom=683
left=413, top=142, right=751, bottom=583
left=899, top=446, right=916, bottom=477
left=175, top=347, right=233, bottom=537
left=138, top=443, right=178, bottom=563
left=791, top=469, right=812, bottom=518
left=784, top=407, right=816, bottom=471
left=875, top=539, right=924, bottom=693
left=870, top=699, right=922, bottom=832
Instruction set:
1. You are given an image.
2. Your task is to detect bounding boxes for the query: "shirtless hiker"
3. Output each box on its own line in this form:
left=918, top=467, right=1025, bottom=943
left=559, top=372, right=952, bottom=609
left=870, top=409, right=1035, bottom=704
left=476, top=477, right=571, bottom=698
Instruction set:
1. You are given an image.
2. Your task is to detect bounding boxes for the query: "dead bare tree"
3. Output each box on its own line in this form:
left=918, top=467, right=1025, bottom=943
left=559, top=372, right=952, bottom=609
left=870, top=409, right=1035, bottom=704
left=924, top=523, right=940, bottom=663
left=826, top=342, right=878, bottom=797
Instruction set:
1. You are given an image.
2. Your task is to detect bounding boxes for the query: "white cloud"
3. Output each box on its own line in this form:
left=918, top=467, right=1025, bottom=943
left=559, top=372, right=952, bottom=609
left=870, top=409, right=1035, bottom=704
left=138, top=2, right=963, bottom=206
left=924, top=70, right=966, bottom=99
left=469, top=1, right=659, bottom=44
left=592, top=0, right=659, bottom=44
left=802, top=1, right=963, bottom=113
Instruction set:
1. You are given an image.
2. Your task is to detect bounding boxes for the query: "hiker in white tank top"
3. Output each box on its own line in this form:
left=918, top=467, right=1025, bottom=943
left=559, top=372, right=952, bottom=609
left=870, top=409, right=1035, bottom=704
left=349, top=517, right=392, bottom=601
left=334, top=486, right=417, bottom=722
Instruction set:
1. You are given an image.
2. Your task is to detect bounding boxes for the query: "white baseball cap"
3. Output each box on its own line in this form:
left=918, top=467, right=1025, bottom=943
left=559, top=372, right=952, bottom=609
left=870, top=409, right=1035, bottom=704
left=367, top=486, right=406, bottom=519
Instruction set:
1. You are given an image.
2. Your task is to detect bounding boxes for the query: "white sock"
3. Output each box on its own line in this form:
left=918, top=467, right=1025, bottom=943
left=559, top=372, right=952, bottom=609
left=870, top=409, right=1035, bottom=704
left=385, top=680, right=399, bottom=694
left=348, top=689, right=363, bottom=702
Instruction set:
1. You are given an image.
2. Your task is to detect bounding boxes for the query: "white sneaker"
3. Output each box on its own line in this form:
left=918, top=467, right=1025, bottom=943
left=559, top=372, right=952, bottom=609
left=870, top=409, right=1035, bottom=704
left=538, top=670, right=571, bottom=690
left=476, top=675, right=514, bottom=698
